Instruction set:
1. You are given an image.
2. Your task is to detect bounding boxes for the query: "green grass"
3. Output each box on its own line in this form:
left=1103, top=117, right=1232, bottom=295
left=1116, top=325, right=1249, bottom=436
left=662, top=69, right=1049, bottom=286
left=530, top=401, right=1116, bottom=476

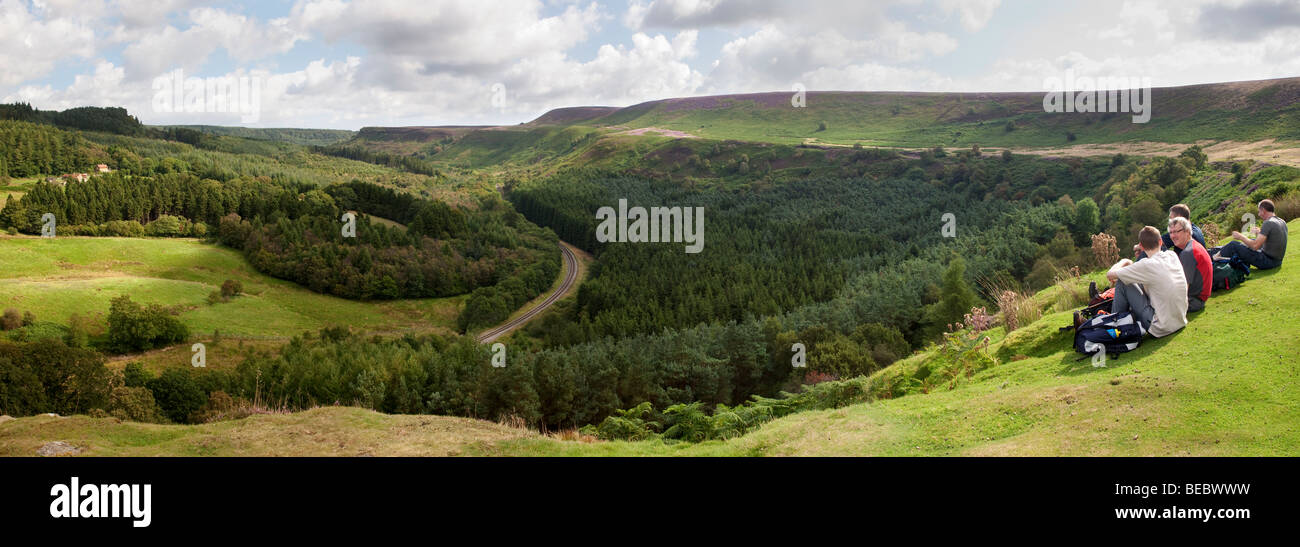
left=0, top=235, right=463, bottom=339
left=0, top=407, right=533, bottom=457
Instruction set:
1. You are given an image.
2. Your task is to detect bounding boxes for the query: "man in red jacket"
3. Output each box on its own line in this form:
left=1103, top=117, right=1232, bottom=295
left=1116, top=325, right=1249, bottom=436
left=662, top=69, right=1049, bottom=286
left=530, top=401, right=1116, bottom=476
left=1169, top=217, right=1212, bottom=312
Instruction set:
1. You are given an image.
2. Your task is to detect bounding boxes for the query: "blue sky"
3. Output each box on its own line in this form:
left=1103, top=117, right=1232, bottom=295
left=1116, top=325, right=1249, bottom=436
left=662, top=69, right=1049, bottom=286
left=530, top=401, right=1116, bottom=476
left=4, top=0, right=1300, bottom=129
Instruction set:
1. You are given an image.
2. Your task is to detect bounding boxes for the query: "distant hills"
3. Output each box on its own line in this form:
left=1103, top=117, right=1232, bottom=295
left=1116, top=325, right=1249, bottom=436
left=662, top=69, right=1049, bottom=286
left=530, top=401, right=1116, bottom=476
left=336, top=76, right=1300, bottom=152
left=161, top=125, right=355, bottom=147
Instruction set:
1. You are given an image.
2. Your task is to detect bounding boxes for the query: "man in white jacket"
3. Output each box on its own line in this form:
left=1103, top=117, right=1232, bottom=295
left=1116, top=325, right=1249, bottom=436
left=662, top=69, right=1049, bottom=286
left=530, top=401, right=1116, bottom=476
left=1105, top=226, right=1189, bottom=338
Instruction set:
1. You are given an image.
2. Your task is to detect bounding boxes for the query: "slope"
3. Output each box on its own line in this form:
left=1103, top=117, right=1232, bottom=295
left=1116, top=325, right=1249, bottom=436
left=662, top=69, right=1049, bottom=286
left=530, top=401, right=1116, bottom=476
left=501, top=219, right=1300, bottom=456
left=0, top=235, right=463, bottom=341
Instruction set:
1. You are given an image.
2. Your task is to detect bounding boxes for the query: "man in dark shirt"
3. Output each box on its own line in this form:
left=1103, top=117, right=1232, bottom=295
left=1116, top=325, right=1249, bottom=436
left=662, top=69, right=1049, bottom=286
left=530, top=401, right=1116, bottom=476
left=1215, top=199, right=1287, bottom=270
left=1135, top=204, right=1205, bottom=259
left=1169, top=217, right=1212, bottom=312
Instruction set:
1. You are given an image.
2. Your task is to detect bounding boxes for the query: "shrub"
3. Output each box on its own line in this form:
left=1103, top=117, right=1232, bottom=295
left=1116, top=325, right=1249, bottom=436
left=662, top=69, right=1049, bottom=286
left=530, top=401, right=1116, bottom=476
left=1201, top=222, right=1222, bottom=247
left=850, top=323, right=911, bottom=367
left=662, top=402, right=716, bottom=442
left=806, top=334, right=876, bottom=379
left=64, top=313, right=97, bottom=348
left=1091, top=232, right=1119, bottom=269
left=123, top=362, right=152, bottom=387
left=993, top=289, right=1040, bottom=333
left=108, top=386, right=167, bottom=423
left=1274, top=194, right=1300, bottom=221
left=220, top=279, right=243, bottom=299
left=145, top=214, right=186, bottom=236
left=1, top=309, right=20, bottom=331
left=107, top=295, right=189, bottom=353
left=0, top=339, right=110, bottom=416
left=963, top=307, right=996, bottom=333
left=583, top=402, right=660, bottom=441
left=145, top=368, right=207, bottom=423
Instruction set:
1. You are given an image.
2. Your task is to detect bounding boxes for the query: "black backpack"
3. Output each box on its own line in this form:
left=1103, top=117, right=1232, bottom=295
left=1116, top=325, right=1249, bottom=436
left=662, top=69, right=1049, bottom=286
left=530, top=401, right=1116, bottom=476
left=1211, top=257, right=1249, bottom=292
left=1074, top=311, right=1146, bottom=356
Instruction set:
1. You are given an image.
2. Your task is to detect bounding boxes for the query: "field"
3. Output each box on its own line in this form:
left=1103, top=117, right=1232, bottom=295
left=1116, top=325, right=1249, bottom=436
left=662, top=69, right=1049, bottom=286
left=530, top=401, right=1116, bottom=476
left=0, top=235, right=463, bottom=341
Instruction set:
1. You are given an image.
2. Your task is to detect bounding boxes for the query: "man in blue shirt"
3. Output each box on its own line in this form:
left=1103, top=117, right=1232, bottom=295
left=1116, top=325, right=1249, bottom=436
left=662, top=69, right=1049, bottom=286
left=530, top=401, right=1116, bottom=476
left=1135, top=203, right=1205, bottom=259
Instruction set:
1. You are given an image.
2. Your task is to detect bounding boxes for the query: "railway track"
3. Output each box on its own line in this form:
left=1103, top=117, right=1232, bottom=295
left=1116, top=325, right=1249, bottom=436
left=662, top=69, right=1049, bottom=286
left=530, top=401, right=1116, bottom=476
left=475, top=241, right=579, bottom=344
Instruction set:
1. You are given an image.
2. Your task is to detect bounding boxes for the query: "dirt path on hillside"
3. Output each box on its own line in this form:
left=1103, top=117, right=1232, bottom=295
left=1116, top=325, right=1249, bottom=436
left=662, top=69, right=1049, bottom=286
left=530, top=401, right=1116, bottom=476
left=618, top=127, right=697, bottom=138
left=1007, top=139, right=1300, bottom=167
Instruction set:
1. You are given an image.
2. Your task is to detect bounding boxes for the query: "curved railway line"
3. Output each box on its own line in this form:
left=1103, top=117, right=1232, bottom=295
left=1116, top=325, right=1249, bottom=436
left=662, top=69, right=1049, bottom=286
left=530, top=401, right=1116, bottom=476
left=475, top=241, right=579, bottom=344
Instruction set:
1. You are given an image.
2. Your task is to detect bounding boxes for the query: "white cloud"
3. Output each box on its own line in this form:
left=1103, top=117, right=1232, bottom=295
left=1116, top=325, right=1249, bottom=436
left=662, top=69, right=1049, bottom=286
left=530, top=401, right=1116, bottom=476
left=707, top=24, right=957, bottom=93
left=121, top=7, right=304, bottom=81
left=4, top=60, right=135, bottom=110
left=0, top=0, right=98, bottom=87
left=503, top=30, right=705, bottom=109
left=291, top=0, right=602, bottom=72
left=938, top=0, right=1000, bottom=32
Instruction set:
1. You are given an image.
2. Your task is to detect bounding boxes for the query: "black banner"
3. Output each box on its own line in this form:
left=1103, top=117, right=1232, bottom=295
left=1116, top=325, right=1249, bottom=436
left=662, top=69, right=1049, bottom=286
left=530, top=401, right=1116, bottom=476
left=0, top=457, right=1287, bottom=535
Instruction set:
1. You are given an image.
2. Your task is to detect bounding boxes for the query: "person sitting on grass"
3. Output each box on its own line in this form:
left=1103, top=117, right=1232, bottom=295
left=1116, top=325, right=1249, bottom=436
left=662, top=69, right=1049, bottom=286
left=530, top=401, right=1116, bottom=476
left=1104, top=226, right=1189, bottom=338
left=1213, top=199, right=1287, bottom=270
left=1134, top=203, right=1205, bottom=259
left=1168, top=216, right=1212, bottom=313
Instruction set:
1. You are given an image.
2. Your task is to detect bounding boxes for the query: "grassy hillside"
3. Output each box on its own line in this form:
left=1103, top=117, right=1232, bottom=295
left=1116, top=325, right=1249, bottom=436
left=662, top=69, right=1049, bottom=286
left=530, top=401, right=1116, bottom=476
left=508, top=220, right=1300, bottom=456
left=0, top=407, right=534, bottom=457
left=322, top=77, right=1300, bottom=181
left=0, top=235, right=463, bottom=340
left=6, top=220, right=1294, bottom=456
left=534, top=78, right=1300, bottom=148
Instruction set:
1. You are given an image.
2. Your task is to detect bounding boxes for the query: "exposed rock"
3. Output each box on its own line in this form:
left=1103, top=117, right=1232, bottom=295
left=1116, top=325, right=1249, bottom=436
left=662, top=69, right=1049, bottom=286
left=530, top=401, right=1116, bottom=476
left=37, top=441, right=81, bottom=457
left=41, top=413, right=60, bottom=418
left=0, top=415, right=13, bottom=425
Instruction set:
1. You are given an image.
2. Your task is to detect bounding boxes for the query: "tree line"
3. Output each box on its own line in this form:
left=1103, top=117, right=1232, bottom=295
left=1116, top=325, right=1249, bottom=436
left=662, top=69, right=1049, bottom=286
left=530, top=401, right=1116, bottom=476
left=1, top=172, right=558, bottom=303
left=509, top=157, right=1091, bottom=349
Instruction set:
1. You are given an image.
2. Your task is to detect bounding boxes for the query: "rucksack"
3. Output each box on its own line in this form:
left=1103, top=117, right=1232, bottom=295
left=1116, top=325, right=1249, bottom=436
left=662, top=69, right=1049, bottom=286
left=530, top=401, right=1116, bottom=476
left=1074, top=311, right=1146, bottom=357
left=1211, top=257, right=1249, bottom=292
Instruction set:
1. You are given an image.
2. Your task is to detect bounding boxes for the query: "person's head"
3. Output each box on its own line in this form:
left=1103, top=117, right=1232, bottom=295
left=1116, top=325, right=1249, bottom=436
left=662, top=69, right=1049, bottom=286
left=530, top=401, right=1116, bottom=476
left=1138, top=225, right=1162, bottom=254
left=1168, top=203, right=1191, bottom=221
left=1259, top=199, right=1275, bottom=219
left=1168, top=216, right=1193, bottom=249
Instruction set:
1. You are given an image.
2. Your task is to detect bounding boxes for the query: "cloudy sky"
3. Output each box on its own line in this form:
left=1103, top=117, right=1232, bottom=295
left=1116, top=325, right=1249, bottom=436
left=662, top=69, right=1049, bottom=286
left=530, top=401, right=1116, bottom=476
left=4, top=0, right=1300, bottom=129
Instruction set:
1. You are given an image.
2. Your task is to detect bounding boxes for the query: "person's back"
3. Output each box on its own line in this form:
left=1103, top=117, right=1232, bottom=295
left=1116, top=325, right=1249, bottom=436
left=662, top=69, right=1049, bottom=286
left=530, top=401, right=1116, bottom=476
left=1261, top=215, right=1288, bottom=262
left=1112, top=249, right=1189, bottom=337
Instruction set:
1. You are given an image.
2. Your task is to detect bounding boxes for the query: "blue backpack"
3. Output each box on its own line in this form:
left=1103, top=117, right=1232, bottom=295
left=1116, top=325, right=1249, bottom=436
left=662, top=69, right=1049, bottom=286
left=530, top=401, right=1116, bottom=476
left=1073, top=311, right=1146, bottom=357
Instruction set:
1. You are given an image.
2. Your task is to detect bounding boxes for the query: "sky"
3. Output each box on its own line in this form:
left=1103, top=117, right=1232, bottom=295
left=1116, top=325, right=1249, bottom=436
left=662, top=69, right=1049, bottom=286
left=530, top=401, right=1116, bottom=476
left=3, top=0, right=1300, bottom=129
